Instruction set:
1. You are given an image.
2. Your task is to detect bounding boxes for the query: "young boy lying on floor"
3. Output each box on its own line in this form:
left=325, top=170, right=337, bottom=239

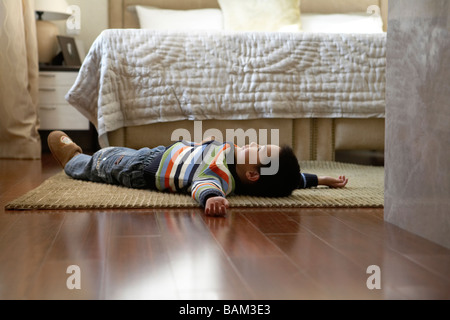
left=48, top=131, right=348, bottom=217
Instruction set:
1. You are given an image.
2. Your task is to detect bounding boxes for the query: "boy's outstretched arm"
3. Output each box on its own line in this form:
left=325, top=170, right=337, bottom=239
left=205, top=196, right=229, bottom=216
left=318, top=176, right=349, bottom=188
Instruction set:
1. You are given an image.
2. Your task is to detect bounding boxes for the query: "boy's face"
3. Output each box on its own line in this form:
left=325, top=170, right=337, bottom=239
left=235, top=142, right=280, bottom=169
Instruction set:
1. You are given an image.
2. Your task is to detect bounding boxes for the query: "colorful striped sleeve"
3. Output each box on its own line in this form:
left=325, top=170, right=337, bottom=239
left=191, top=180, right=226, bottom=207
left=190, top=143, right=234, bottom=207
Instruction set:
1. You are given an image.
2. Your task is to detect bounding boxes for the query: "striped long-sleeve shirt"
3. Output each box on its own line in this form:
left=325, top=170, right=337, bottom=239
left=144, top=140, right=236, bottom=207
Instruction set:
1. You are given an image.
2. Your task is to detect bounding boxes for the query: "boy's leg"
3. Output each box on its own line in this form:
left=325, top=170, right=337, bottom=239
left=48, top=131, right=164, bottom=189
left=65, top=146, right=164, bottom=189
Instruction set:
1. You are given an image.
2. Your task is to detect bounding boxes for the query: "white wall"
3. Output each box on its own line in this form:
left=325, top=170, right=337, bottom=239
left=56, top=0, right=108, bottom=58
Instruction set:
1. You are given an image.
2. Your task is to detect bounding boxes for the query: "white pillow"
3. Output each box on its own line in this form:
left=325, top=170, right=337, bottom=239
left=218, top=0, right=302, bottom=32
left=135, top=6, right=224, bottom=31
left=301, top=13, right=384, bottom=34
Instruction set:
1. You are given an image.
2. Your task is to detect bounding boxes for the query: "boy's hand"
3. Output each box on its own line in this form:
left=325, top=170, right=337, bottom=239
left=205, top=196, right=229, bottom=217
left=318, top=176, right=349, bottom=188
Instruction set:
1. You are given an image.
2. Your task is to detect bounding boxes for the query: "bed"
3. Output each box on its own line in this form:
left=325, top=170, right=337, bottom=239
left=66, top=0, right=388, bottom=161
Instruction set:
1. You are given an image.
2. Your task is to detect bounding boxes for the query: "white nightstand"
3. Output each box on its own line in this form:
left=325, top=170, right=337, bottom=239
left=38, top=69, right=90, bottom=131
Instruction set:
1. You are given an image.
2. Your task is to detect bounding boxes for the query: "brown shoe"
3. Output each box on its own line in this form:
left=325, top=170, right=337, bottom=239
left=48, top=131, right=83, bottom=168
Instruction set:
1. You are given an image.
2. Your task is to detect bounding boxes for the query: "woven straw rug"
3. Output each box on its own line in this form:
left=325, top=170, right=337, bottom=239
left=5, top=161, right=384, bottom=210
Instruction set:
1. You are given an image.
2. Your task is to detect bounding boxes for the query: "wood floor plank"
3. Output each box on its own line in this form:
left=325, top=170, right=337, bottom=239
left=230, top=256, right=327, bottom=299
left=268, top=233, right=385, bottom=299
left=331, top=210, right=450, bottom=280
left=103, top=209, right=176, bottom=299
left=201, top=212, right=326, bottom=299
left=45, top=212, right=111, bottom=261
left=0, top=213, right=64, bottom=299
left=201, top=212, right=287, bottom=258
left=110, top=210, right=160, bottom=237
left=242, top=209, right=401, bottom=299
left=287, top=212, right=450, bottom=299
left=0, top=210, right=20, bottom=241
left=26, top=212, right=112, bottom=299
left=241, top=209, right=308, bottom=234
left=104, top=234, right=178, bottom=299
left=155, top=210, right=251, bottom=299
left=0, top=153, right=449, bottom=300
left=0, top=159, right=40, bottom=183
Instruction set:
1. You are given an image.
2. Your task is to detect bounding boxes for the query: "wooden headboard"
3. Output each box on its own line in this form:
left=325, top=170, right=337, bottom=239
left=109, top=0, right=388, bottom=31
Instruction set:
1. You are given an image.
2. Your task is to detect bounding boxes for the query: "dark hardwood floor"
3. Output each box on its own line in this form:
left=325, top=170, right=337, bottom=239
left=0, top=153, right=449, bottom=300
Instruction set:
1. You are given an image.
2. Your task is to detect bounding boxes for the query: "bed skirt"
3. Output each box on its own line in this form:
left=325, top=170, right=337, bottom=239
left=107, top=118, right=384, bottom=161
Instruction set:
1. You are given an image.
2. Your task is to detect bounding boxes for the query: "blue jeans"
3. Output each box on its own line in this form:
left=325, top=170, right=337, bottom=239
left=65, top=146, right=166, bottom=189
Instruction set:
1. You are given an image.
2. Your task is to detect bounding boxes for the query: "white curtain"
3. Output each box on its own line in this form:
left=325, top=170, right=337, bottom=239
left=0, top=0, right=41, bottom=159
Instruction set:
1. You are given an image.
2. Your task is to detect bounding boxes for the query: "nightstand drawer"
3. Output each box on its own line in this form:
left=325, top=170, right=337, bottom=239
left=38, top=69, right=89, bottom=131
left=38, top=87, right=71, bottom=104
left=39, top=72, right=78, bottom=87
left=39, top=104, right=90, bottom=130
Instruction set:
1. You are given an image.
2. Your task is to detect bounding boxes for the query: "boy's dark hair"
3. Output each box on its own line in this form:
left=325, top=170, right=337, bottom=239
left=238, top=145, right=301, bottom=197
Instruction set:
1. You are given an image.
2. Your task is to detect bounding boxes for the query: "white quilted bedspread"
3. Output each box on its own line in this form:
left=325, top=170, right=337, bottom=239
left=66, top=29, right=386, bottom=146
